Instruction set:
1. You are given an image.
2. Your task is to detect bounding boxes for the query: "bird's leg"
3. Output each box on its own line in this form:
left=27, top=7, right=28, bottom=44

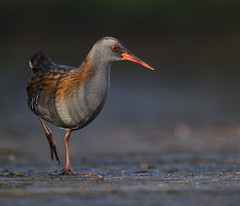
left=49, top=130, right=97, bottom=176
left=37, top=116, right=60, bottom=164
left=64, top=130, right=72, bottom=171
left=57, top=130, right=77, bottom=175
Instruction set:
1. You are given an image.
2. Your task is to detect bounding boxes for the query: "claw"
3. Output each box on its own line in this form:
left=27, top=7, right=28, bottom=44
left=50, top=168, right=77, bottom=175
left=49, top=168, right=97, bottom=176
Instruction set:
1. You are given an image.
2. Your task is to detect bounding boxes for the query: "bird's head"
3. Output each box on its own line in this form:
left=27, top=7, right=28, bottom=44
left=90, top=37, right=154, bottom=70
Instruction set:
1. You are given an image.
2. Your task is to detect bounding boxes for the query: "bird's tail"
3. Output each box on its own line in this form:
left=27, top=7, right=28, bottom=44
left=29, top=50, right=54, bottom=73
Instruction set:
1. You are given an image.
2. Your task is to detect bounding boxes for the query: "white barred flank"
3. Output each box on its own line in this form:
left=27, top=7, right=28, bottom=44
left=30, top=90, right=45, bottom=114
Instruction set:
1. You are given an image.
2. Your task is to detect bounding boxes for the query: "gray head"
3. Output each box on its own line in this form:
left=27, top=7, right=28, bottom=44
left=88, top=36, right=154, bottom=70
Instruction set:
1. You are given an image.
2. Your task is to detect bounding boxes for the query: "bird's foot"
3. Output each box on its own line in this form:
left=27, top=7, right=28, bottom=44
left=49, top=168, right=97, bottom=176
left=50, top=168, right=77, bottom=175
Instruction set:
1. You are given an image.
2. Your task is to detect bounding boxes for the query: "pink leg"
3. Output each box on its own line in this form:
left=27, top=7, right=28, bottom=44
left=56, top=130, right=76, bottom=175
left=64, top=130, right=72, bottom=172
left=37, top=116, right=60, bottom=164
left=50, top=130, right=97, bottom=176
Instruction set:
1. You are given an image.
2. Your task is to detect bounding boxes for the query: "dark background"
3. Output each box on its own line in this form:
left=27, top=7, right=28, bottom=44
left=1, top=2, right=240, bottom=205
left=1, top=0, right=240, bottom=157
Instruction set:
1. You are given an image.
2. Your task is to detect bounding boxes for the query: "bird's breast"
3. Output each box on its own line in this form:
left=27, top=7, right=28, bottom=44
left=53, top=72, right=110, bottom=130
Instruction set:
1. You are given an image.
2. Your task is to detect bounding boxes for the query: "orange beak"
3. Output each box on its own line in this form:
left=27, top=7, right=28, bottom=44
left=122, top=53, right=154, bottom=71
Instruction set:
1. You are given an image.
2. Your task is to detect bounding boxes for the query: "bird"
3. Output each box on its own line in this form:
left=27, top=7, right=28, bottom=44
left=26, top=36, right=154, bottom=175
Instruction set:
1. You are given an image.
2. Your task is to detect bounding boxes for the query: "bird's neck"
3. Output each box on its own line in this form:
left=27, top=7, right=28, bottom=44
left=67, top=49, right=111, bottom=95
left=72, top=48, right=111, bottom=84
left=84, top=47, right=113, bottom=69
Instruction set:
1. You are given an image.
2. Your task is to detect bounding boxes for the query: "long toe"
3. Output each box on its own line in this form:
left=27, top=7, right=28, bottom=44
left=50, top=168, right=77, bottom=175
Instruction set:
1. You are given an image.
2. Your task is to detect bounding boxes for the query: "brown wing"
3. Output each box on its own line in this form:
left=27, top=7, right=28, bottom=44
left=27, top=50, right=77, bottom=114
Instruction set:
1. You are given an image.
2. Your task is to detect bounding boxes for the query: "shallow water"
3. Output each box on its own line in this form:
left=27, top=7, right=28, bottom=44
left=1, top=151, right=240, bottom=206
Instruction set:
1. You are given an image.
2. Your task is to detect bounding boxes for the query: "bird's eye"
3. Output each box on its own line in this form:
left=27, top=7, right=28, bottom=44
left=112, top=46, right=118, bottom=51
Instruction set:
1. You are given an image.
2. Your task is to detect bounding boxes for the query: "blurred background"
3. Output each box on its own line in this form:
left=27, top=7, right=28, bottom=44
left=1, top=0, right=240, bottom=167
